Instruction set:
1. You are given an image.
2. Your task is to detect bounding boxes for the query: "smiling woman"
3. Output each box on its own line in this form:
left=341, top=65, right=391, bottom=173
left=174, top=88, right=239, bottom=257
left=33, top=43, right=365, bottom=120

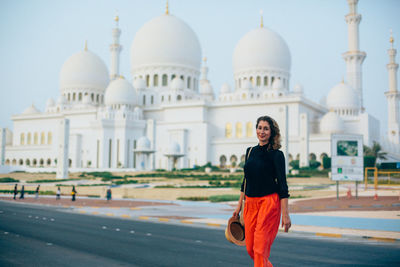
left=233, top=115, right=291, bottom=267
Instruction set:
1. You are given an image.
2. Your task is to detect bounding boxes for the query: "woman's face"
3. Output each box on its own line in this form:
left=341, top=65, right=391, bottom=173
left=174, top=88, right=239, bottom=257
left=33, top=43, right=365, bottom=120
left=256, top=120, right=271, bottom=145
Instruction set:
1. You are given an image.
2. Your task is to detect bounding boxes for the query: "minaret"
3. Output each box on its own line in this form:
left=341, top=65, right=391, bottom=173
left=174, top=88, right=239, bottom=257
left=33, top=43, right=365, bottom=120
left=342, top=0, right=366, bottom=110
left=200, top=57, right=209, bottom=84
left=385, top=31, right=400, bottom=144
left=110, top=14, right=122, bottom=80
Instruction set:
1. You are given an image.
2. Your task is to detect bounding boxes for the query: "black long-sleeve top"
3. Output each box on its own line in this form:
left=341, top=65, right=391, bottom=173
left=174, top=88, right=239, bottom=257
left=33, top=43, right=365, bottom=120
left=241, top=144, right=290, bottom=199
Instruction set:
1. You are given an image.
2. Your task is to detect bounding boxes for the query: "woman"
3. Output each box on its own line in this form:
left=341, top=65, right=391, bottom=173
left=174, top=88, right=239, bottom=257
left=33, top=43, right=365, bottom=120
left=71, top=186, right=76, bottom=201
left=56, top=186, right=61, bottom=200
left=233, top=115, right=291, bottom=267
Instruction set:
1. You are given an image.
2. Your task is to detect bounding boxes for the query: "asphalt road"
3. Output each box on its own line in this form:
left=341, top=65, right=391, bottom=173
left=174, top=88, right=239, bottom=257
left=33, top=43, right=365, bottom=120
left=0, top=201, right=399, bottom=267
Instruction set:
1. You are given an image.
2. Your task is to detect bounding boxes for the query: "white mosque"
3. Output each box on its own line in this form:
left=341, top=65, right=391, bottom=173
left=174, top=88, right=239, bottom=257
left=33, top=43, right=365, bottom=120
left=0, top=0, right=399, bottom=175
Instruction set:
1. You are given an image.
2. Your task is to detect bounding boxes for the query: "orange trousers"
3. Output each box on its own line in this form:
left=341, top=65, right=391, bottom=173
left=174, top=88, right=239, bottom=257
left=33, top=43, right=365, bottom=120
left=244, top=193, right=281, bottom=267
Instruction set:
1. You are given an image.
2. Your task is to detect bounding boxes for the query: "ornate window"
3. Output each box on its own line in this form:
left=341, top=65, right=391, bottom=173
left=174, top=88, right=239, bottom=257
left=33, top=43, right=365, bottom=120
left=162, top=74, right=168, bottom=86
left=40, top=132, right=45, bottom=145
left=187, top=77, right=191, bottom=89
left=27, top=133, right=31, bottom=145
left=246, top=122, right=253, bottom=137
left=20, top=133, right=25, bottom=145
left=225, top=123, right=232, bottom=138
left=34, top=132, right=38, bottom=145
left=256, top=76, right=261, bottom=86
left=47, top=132, right=52, bottom=145
left=153, top=74, right=159, bottom=86
left=236, top=123, right=243, bottom=138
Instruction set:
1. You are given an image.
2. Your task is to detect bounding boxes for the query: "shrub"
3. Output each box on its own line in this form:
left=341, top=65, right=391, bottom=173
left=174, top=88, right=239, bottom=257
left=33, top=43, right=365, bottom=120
left=114, top=180, right=138, bottom=185
left=177, top=196, right=209, bottom=201
left=309, top=160, right=321, bottom=169
left=209, top=194, right=240, bottom=202
left=0, top=177, right=19, bottom=183
left=364, top=156, right=376, bottom=167
left=289, top=160, right=299, bottom=170
left=322, top=157, right=331, bottom=169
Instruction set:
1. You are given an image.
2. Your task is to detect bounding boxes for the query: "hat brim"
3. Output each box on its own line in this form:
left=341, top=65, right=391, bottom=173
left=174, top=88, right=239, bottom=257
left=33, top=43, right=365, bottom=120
left=225, top=216, right=246, bottom=246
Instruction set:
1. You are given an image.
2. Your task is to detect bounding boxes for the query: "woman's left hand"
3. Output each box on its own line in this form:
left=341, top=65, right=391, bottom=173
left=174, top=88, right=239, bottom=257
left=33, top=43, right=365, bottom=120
left=281, top=213, right=291, bottom=232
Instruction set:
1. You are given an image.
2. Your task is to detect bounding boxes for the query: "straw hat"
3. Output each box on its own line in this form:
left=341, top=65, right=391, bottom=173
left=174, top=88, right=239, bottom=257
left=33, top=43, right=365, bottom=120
left=225, top=216, right=245, bottom=246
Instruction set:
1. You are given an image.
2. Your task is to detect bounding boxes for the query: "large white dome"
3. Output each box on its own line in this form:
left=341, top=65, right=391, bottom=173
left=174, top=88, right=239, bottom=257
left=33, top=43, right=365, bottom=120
left=104, top=77, right=136, bottom=106
left=137, top=136, right=151, bottom=150
left=326, top=82, right=360, bottom=111
left=60, top=49, right=109, bottom=90
left=130, top=14, right=202, bottom=71
left=233, top=27, right=291, bottom=74
left=320, top=111, right=344, bottom=134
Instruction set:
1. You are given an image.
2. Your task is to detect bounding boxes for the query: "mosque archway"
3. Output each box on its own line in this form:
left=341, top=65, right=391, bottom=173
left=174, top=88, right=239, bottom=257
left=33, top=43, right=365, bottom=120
left=219, top=155, right=227, bottom=168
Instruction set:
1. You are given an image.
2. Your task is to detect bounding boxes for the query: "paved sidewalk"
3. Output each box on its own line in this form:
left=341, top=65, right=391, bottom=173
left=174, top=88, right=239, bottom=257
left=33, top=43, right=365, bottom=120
left=1, top=194, right=399, bottom=243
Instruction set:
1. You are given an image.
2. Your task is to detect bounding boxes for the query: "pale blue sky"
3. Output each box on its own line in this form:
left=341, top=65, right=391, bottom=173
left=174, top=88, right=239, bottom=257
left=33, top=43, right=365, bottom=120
left=1, top=0, right=399, bottom=137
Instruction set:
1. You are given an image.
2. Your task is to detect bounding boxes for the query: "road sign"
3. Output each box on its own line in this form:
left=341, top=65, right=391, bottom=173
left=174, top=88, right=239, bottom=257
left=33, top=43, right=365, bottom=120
left=331, top=134, right=364, bottom=181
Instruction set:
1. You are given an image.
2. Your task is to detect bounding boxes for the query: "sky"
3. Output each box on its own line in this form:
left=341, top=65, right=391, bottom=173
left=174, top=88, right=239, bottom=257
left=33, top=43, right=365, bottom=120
left=0, top=0, right=399, bottom=138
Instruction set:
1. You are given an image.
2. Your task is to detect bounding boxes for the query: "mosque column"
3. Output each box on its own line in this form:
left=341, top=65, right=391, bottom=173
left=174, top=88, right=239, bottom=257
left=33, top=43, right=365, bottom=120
left=385, top=32, right=400, bottom=144
left=299, top=113, right=309, bottom=168
left=56, top=119, right=69, bottom=179
left=277, top=105, right=289, bottom=174
left=342, top=0, right=366, bottom=110
left=0, top=128, right=6, bottom=165
left=110, top=15, right=122, bottom=80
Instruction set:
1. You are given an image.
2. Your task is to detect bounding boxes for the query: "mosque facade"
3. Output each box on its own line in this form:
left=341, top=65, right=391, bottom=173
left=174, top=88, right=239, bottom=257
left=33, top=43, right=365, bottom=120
left=0, top=0, right=399, bottom=174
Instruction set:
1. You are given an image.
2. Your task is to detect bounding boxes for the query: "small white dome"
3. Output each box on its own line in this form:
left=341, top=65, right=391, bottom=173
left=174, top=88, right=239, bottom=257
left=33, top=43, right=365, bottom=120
left=23, top=104, right=40, bottom=114
left=104, top=77, right=136, bottom=106
left=170, top=77, right=184, bottom=90
left=133, top=77, right=146, bottom=90
left=46, top=98, right=55, bottom=108
left=60, top=49, right=109, bottom=90
left=131, top=14, right=201, bottom=72
left=57, top=95, right=67, bottom=105
left=200, top=82, right=214, bottom=95
left=293, top=83, right=303, bottom=93
left=327, top=82, right=360, bottom=110
left=320, top=111, right=344, bottom=134
left=137, top=136, right=151, bottom=150
left=272, top=79, right=284, bottom=90
left=168, top=141, right=181, bottom=154
left=233, top=27, right=291, bottom=74
left=241, top=79, right=253, bottom=90
left=220, top=83, right=231, bottom=94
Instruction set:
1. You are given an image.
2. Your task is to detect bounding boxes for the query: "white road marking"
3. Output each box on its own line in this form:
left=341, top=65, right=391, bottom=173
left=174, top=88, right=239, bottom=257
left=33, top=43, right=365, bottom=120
left=4, top=232, right=9, bottom=235
left=146, top=233, right=152, bottom=236
left=130, top=230, right=135, bottom=234
left=102, top=226, right=107, bottom=229
left=46, top=243, right=53, bottom=246
left=116, top=228, right=120, bottom=231
left=50, top=218, right=55, bottom=221
left=195, top=240, right=202, bottom=243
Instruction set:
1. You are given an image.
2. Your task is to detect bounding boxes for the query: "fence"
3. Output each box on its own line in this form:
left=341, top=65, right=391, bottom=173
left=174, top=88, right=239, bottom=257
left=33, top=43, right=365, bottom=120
left=364, top=167, right=400, bottom=190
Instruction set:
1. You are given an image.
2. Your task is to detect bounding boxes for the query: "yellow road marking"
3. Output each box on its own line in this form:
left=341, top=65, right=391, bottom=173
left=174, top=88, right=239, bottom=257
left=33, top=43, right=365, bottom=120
left=158, top=218, right=169, bottom=222
left=316, top=233, right=342, bottom=238
left=207, top=223, right=221, bottom=227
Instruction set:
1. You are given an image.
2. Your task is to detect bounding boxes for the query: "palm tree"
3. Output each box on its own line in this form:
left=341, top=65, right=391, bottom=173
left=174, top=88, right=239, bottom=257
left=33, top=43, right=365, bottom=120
left=364, top=141, right=387, bottom=165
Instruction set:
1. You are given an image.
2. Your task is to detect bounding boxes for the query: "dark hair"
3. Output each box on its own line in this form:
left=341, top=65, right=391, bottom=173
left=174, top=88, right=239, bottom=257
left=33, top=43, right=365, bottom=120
left=256, top=115, right=281, bottom=150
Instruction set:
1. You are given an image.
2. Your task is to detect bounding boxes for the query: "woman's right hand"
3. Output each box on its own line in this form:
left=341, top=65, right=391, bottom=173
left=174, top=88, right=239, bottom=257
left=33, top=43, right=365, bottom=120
left=233, top=204, right=241, bottom=218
